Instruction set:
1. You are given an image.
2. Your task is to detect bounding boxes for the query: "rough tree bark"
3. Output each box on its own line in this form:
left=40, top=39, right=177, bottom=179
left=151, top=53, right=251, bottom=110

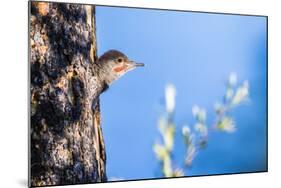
left=29, top=2, right=106, bottom=186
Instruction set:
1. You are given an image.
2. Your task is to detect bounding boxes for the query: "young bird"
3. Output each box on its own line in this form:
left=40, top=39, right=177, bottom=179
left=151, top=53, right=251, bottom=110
left=90, top=50, right=144, bottom=110
left=96, top=50, right=144, bottom=92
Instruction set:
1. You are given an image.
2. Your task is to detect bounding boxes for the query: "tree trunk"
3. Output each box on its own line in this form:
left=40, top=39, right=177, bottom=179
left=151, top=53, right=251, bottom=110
left=29, top=2, right=106, bottom=186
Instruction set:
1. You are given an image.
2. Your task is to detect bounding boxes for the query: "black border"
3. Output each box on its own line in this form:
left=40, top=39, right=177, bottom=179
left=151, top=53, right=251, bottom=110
left=28, top=1, right=268, bottom=187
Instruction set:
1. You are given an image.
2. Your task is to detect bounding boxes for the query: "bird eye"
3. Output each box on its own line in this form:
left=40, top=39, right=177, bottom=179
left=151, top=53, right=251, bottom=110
left=117, top=58, right=123, bottom=63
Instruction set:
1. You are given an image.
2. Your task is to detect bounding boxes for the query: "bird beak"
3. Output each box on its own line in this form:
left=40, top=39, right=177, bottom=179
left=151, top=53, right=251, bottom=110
left=130, top=61, right=145, bottom=67
left=135, top=62, right=145, bottom=67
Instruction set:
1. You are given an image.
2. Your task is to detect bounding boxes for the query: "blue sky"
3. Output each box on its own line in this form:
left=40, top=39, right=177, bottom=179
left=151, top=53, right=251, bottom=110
left=95, top=6, right=267, bottom=180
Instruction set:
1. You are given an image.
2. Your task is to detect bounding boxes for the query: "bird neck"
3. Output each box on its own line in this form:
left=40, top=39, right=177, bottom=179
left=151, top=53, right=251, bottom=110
left=93, top=62, right=118, bottom=91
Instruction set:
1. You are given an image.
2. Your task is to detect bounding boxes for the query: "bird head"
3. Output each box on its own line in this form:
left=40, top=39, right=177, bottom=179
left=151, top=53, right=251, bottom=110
left=98, top=50, right=144, bottom=85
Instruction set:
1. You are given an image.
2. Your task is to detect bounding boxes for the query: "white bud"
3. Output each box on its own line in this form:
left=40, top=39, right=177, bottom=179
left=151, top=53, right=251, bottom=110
left=198, top=109, right=206, bottom=122
left=192, top=105, right=200, bottom=117
left=217, top=117, right=236, bottom=133
left=182, top=125, right=190, bottom=136
left=231, top=80, right=249, bottom=105
left=194, top=123, right=208, bottom=136
left=165, top=84, right=176, bottom=113
left=228, top=72, right=237, bottom=86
